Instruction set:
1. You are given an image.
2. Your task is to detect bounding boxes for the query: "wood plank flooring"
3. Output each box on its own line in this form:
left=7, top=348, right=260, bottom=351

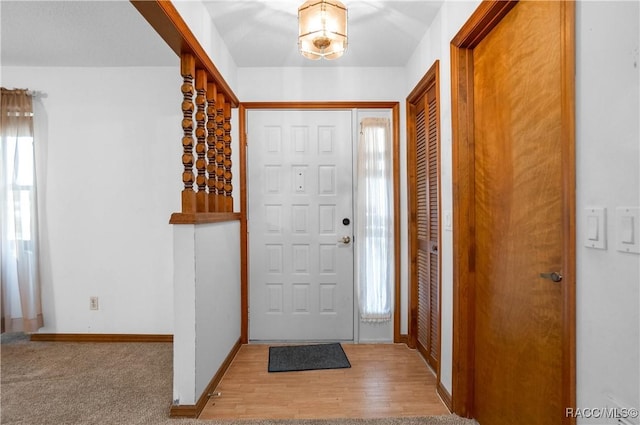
left=199, top=343, right=450, bottom=420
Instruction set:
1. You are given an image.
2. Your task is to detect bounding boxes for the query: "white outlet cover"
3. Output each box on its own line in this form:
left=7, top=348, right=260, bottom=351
left=89, top=296, right=99, bottom=310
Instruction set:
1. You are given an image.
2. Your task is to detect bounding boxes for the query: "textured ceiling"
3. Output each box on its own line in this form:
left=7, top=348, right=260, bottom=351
left=1, top=1, right=177, bottom=67
left=203, top=0, right=443, bottom=67
left=1, top=0, right=443, bottom=68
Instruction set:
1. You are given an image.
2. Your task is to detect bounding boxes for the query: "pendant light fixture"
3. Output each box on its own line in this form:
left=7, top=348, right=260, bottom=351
left=298, top=0, right=348, bottom=60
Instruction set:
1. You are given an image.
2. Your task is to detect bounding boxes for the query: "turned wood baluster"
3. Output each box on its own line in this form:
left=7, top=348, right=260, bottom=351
left=195, top=69, right=208, bottom=213
left=180, top=53, right=196, bottom=213
left=215, top=93, right=226, bottom=211
left=223, top=101, right=233, bottom=212
left=206, top=83, right=218, bottom=212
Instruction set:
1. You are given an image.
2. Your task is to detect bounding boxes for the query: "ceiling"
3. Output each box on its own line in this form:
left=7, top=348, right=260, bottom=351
left=1, top=0, right=443, bottom=68
left=202, top=0, right=443, bottom=67
left=1, top=1, right=177, bottom=67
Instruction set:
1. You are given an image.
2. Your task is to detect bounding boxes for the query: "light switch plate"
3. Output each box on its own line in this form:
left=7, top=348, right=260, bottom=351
left=584, top=207, right=606, bottom=249
left=616, top=206, right=640, bottom=254
left=444, top=210, right=452, bottom=231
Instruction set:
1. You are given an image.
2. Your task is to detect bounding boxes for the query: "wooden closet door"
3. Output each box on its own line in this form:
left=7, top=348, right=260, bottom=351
left=408, top=63, right=441, bottom=374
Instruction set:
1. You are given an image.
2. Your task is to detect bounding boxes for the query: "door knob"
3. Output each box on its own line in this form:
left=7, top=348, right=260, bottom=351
left=338, top=236, right=351, bottom=244
left=540, top=272, right=563, bottom=283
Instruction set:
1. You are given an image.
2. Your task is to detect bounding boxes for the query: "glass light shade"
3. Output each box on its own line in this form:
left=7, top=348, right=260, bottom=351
left=298, top=0, right=347, bottom=60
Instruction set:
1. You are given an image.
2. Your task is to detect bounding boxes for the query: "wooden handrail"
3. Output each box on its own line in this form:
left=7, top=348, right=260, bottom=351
left=130, top=0, right=239, bottom=107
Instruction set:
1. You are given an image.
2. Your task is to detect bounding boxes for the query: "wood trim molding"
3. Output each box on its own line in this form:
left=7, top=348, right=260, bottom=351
left=169, top=212, right=241, bottom=224
left=434, top=61, right=443, bottom=395
left=406, top=60, right=440, bottom=104
left=169, top=338, right=243, bottom=418
left=450, top=40, right=476, bottom=419
left=397, top=334, right=410, bottom=346
left=239, top=104, right=249, bottom=344
left=391, top=103, right=402, bottom=343
left=451, top=0, right=518, bottom=49
left=450, top=1, right=518, bottom=417
left=406, top=99, right=418, bottom=350
left=239, top=101, right=401, bottom=343
left=241, top=101, right=399, bottom=110
left=437, top=381, right=453, bottom=413
left=561, top=1, right=577, bottom=421
left=30, top=333, right=173, bottom=343
left=130, top=0, right=239, bottom=107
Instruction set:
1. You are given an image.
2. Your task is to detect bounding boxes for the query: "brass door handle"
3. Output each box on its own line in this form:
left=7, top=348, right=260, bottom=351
left=338, top=236, right=351, bottom=244
left=540, top=272, right=563, bottom=283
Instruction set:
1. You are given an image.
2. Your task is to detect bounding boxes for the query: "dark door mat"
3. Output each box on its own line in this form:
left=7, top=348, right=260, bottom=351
left=268, top=343, right=351, bottom=373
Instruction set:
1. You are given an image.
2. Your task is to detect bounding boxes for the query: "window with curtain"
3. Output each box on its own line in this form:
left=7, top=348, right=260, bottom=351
left=1, top=88, right=44, bottom=333
left=355, top=117, right=394, bottom=322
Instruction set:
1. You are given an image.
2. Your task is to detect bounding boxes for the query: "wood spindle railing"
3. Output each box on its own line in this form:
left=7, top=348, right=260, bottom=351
left=215, top=93, right=226, bottom=211
left=176, top=53, right=237, bottom=218
left=195, top=69, right=208, bottom=213
left=180, top=53, right=196, bottom=214
left=133, top=1, right=240, bottom=224
left=206, top=83, right=218, bottom=211
left=223, top=101, right=233, bottom=212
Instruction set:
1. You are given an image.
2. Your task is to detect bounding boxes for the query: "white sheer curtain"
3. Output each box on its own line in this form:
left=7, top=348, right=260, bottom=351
left=355, top=117, right=394, bottom=322
left=1, top=88, right=44, bottom=333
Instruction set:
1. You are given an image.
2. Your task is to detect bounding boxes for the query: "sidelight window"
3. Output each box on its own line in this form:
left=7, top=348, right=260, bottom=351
left=355, top=117, right=394, bottom=322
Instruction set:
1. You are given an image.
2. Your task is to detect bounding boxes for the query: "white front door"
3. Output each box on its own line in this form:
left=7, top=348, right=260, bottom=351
left=247, top=110, right=354, bottom=341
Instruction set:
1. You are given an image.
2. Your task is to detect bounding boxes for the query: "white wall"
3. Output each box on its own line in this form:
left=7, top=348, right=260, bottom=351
left=2, top=66, right=182, bottom=334
left=172, top=0, right=238, bottom=94
left=237, top=67, right=405, bottom=103
left=404, top=0, right=482, bottom=395
left=173, top=222, right=241, bottom=405
left=575, top=1, right=640, bottom=421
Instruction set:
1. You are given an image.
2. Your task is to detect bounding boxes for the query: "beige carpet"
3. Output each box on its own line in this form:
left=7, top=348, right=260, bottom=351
left=0, top=333, right=476, bottom=425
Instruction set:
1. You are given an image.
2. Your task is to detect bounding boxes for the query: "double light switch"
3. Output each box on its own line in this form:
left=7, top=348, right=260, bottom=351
left=584, top=206, right=640, bottom=254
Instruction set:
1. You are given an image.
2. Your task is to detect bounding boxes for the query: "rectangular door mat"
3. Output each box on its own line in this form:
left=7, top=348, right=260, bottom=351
left=268, top=343, right=351, bottom=372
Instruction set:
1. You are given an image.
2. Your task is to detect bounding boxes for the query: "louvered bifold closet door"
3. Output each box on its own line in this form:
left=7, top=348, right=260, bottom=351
left=416, top=98, right=429, bottom=356
left=426, top=84, right=439, bottom=370
left=416, top=84, right=440, bottom=372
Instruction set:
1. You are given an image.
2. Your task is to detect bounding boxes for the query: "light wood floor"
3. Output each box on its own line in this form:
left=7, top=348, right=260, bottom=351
left=199, top=343, right=450, bottom=420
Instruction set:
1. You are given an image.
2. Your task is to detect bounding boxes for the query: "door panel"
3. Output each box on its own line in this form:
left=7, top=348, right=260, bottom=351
left=472, top=1, right=564, bottom=423
left=416, top=86, right=440, bottom=371
left=408, top=62, right=441, bottom=373
left=247, top=110, right=354, bottom=341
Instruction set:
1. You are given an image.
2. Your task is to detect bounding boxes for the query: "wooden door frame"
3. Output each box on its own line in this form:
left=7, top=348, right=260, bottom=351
left=406, top=61, right=446, bottom=405
left=449, top=0, right=576, bottom=419
left=239, top=102, right=401, bottom=344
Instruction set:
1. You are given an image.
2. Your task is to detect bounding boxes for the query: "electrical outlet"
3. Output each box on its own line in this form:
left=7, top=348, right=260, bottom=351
left=607, top=395, right=639, bottom=425
left=89, top=296, right=99, bottom=310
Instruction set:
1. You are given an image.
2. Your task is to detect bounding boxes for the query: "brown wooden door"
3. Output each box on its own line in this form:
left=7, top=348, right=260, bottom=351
left=473, top=1, right=564, bottom=422
left=451, top=1, right=575, bottom=424
left=408, top=62, right=441, bottom=374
